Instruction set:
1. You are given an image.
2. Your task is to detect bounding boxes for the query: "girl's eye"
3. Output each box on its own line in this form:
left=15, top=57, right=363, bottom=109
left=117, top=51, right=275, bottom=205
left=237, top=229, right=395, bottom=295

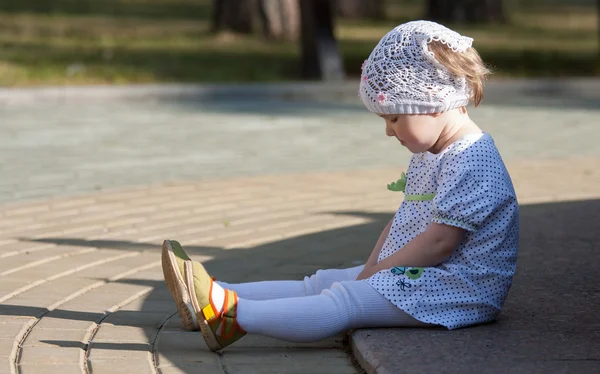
left=390, top=117, right=398, bottom=124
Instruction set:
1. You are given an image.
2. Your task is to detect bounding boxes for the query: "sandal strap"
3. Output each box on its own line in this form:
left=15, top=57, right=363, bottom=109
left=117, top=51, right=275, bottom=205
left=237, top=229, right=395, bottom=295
left=207, top=289, right=246, bottom=338
left=183, top=260, right=245, bottom=339
left=184, top=260, right=222, bottom=322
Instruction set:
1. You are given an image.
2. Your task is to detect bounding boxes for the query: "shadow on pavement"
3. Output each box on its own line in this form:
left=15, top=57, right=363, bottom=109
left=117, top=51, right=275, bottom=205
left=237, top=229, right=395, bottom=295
left=20, top=211, right=391, bottom=282
left=39, top=340, right=150, bottom=352
left=5, top=200, right=600, bottom=371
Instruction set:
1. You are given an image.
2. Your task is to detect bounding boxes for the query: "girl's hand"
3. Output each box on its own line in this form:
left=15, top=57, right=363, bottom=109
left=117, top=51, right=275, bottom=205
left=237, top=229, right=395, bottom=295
left=375, top=222, right=464, bottom=271
left=356, top=265, right=383, bottom=280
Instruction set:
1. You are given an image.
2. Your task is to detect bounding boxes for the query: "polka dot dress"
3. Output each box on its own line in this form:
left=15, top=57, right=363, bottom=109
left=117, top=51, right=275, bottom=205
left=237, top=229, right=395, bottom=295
left=366, top=133, right=519, bottom=330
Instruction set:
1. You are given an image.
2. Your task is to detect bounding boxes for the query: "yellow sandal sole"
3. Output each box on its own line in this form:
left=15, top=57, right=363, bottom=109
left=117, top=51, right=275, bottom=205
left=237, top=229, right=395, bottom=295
left=161, top=240, right=199, bottom=331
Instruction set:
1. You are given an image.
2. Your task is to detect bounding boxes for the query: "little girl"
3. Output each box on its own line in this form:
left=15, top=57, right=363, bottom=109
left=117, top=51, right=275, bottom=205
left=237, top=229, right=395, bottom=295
left=161, top=20, right=519, bottom=351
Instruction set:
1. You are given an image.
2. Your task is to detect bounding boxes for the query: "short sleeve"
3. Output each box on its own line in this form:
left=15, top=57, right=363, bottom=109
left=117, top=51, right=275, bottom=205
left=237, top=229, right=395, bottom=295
left=431, top=168, right=498, bottom=232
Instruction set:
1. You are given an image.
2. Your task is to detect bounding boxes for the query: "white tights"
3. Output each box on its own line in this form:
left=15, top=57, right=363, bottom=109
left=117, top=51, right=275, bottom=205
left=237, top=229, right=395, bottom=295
left=218, top=266, right=428, bottom=343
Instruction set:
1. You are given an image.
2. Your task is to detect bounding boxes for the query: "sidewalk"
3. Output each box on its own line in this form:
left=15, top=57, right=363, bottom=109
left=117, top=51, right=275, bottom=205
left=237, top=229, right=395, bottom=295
left=0, top=80, right=599, bottom=373
left=2, top=169, right=400, bottom=374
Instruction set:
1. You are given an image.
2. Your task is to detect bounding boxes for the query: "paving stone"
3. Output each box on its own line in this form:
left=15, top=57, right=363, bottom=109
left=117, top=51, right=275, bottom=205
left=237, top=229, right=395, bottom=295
left=221, top=348, right=357, bottom=373
left=0, top=358, right=12, bottom=374
left=34, top=313, right=99, bottom=330
left=92, top=326, right=156, bottom=344
left=2, top=250, right=131, bottom=288
left=59, top=291, right=148, bottom=315
left=118, top=299, right=176, bottom=314
left=7, top=278, right=99, bottom=304
left=155, top=331, right=208, bottom=352
left=0, top=247, right=93, bottom=276
left=155, top=349, right=217, bottom=368
left=0, top=321, right=26, bottom=340
left=83, top=282, right=153, bottom=298
left=227, top=364, right=359, bottom=374
left=18, top=364, right=82, bottom=374
left=0, top=339, right=15, bottom=358
left=163, top=318, right=185, bottom=330
left=88, top=358, right=154, bottom=374
left=156, top=360, right=224, bottom=374
left=101, top=311, right=170, bottom=328
left=18, top=346, right=82, bottom=365
left=0, top=279, right=34, bottom=299
left=20, top=328, right=88, bottom=348
left=87, top=343, right=152, bottom=360
left=232, top=334, right=345, bottom=349
left=81, top=255, right=159, bottom=280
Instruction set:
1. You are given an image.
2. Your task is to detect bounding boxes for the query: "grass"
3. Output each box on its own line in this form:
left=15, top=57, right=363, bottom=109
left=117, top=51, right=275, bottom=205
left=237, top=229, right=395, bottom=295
left=0, top=0, right=598, bottom=86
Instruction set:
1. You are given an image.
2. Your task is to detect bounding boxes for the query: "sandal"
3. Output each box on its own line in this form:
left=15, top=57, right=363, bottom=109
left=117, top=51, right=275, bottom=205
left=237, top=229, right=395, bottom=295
left=161, top=240, right=246, bottom=351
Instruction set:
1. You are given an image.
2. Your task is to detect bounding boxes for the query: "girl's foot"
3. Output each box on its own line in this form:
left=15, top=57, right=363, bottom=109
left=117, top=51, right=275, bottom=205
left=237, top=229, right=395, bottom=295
left=161, top=240, right=246, bottom=351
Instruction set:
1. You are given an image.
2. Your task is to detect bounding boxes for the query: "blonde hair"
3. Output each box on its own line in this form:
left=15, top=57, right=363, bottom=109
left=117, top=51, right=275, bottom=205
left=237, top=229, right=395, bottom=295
left=428, top=41, right=491, bottom=107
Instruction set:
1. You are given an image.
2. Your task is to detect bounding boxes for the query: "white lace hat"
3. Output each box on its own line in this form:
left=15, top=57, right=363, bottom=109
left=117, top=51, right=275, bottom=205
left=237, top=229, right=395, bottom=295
left=359, top=20, right=474, bottom=115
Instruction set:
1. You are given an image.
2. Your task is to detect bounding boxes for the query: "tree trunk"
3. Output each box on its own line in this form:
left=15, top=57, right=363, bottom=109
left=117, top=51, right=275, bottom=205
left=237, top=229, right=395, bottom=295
left=211, top=0, right=256, bottom=34
left=257, top=0, right=300, bottom=40
left=336, top=0, right=384, bottom=20
left=299, top=0, right=344, bottom=80
left=426, top=0, right=506, bottom=24
left=211, top=0, right=300, bottom=40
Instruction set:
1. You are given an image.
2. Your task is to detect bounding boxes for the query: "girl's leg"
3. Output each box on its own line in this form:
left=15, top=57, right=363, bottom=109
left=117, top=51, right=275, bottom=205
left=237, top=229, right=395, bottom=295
left=236, top=280, right=430, bottom=343
left=162, top=240, right=419, bottom=349
left=217, top=265, right=364, bottom=300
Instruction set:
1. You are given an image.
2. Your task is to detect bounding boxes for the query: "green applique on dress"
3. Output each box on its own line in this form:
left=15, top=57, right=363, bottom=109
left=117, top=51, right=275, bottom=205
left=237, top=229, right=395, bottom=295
left=390, top=266, right=425, bottom=280
left=406, top=267, right=424, bottom=279
left=390, top=266, right=425, bottom=291
left=387, top=172, right=407, bottom=192
left=387, top=172, right=435, bottom=201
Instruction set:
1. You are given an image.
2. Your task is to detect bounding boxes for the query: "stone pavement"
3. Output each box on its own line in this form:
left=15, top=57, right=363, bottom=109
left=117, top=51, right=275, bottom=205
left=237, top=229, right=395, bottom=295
left=1, top=170, right=399, bottom=374
left=0, top=79, right=599, bottom=373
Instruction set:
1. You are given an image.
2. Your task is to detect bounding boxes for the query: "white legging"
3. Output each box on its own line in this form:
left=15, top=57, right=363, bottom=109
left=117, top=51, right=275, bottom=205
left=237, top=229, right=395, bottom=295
left=218, top=266, right=430, bottom=343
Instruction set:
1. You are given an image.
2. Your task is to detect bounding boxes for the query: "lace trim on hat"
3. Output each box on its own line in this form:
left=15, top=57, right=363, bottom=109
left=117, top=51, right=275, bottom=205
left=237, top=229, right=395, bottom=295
left=419, top=30, right=473, bottom=69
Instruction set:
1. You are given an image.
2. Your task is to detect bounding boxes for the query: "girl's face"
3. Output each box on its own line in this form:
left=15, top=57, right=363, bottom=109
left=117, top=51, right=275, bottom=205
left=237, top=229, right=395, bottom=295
left=378, top=114, right=441, bottom=153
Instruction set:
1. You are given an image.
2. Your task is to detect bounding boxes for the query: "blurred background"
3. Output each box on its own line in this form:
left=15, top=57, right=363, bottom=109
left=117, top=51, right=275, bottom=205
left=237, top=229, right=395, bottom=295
left=0, top=5, right=599, bottom=372
left=0, top=0, right=598, bottom=87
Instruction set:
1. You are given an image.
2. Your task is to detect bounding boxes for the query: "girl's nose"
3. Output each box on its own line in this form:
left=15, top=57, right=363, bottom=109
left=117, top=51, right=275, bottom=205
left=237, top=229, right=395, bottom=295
left=385, top=125, right=395, bottom=137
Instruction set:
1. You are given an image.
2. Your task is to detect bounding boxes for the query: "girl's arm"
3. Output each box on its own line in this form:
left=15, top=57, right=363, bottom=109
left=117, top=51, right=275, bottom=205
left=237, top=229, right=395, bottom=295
left=358, top=222, right=465, bottom=279
left=365, top=218, right=393, bottom=268
left=356, top=218, right=393, bottom=280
